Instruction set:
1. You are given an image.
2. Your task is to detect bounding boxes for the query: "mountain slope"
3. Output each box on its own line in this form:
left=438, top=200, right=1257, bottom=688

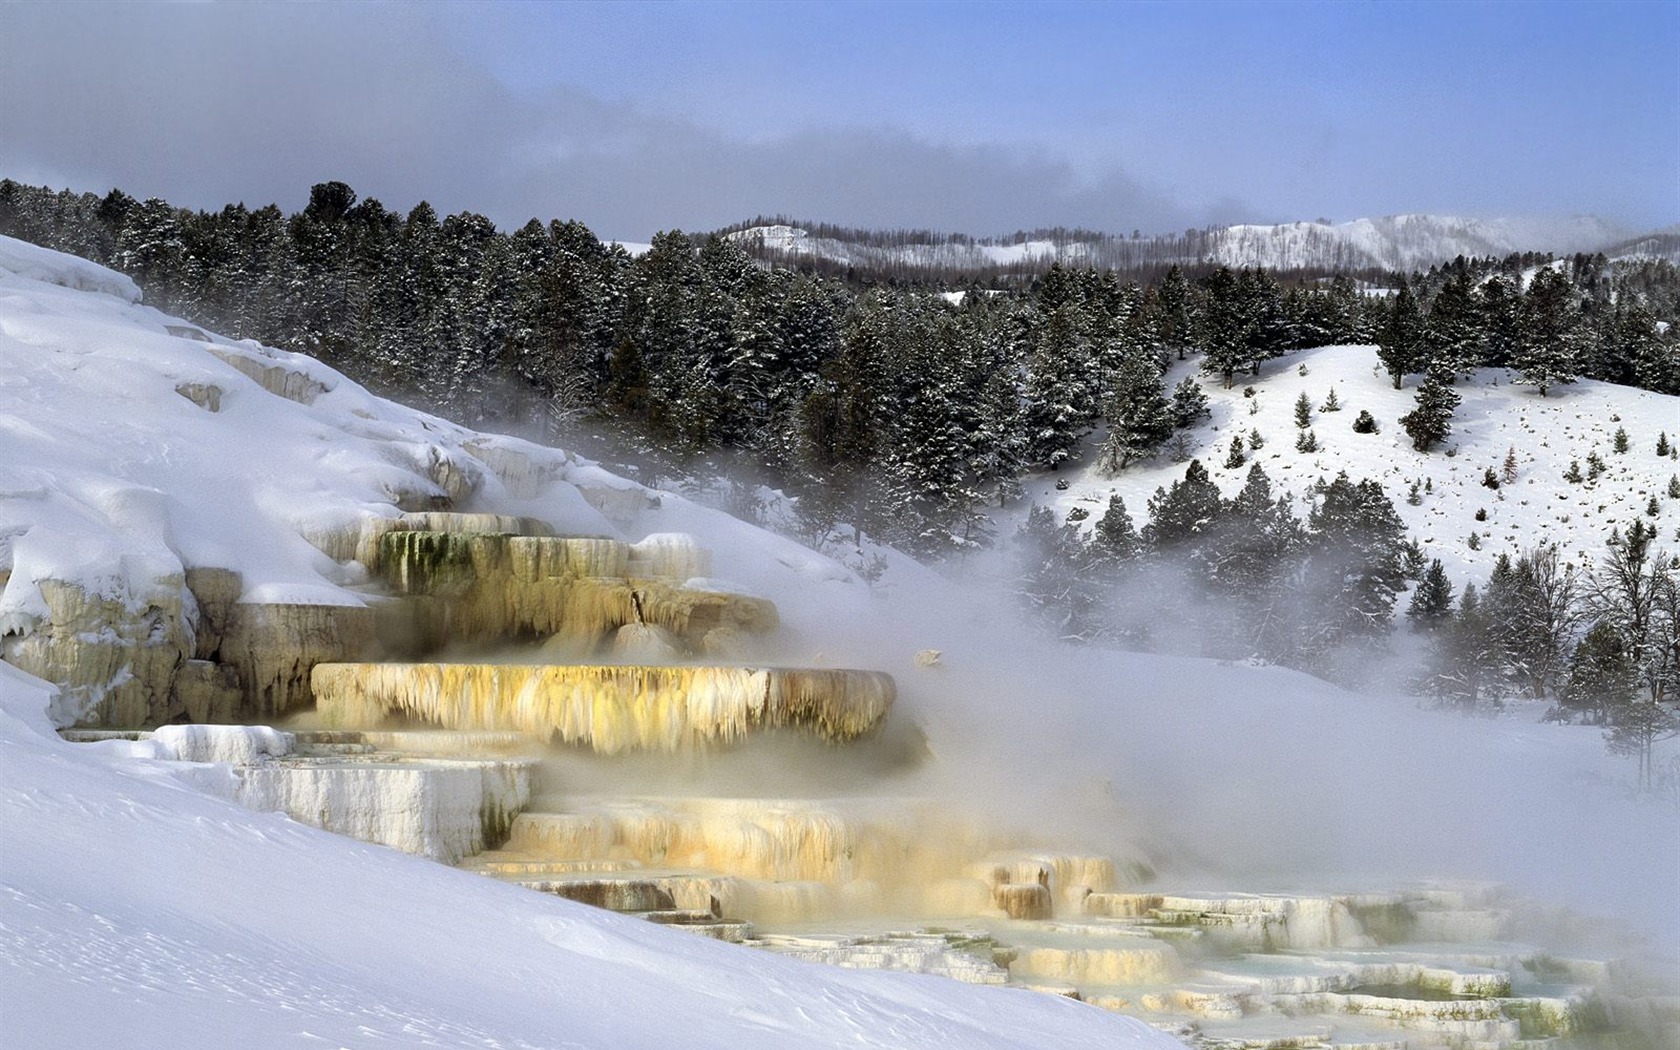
left=724, top=213, right=1641, bottom=279
left=1029, top=344, right=1680, bottom=590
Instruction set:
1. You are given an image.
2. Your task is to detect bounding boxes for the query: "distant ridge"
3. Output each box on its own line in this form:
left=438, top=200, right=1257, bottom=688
left=720, top=213, right=1650, bottom=281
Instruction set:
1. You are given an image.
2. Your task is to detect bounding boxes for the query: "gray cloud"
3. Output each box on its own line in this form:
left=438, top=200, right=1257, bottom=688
left=0, top=3, right=1192, bottom=240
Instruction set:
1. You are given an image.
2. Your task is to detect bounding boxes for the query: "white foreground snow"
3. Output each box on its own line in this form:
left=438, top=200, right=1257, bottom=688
left=0, top=663, right=1163, bottom=1050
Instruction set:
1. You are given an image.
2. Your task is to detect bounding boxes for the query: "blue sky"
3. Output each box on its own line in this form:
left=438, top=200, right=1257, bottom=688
left=2, top=1, right=1675, bottom=239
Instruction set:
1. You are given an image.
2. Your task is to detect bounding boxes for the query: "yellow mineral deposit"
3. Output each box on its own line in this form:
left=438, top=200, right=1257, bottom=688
left=310, top=663, right=894, bottom=753
left=1011, top=939, right=1183, bottom=986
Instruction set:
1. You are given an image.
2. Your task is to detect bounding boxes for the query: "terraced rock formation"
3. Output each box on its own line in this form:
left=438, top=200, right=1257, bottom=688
left=54, top=513, right=1678, bottom=1049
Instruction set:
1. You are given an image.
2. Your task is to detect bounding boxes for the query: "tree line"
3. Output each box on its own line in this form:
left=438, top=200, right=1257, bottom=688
left=1406, top=527, right=1680, bottom=792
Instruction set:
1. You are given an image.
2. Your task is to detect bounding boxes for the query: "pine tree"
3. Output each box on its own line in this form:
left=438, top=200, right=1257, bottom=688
left=1613, top=426, right=1630, bottom=453
left=1169, top=375, right=1211, bottom=429
left=1501, top=447, right=1519, bottom=485
left=1014, top=505, right=1101, bottom=641
left=1424, top=268, right=1485, bottom=376
left=1156, top=264, right=1195, bottom=361
left=1659, top=432, right=1672, bottom=457
left=1514, top=267, right=1580, bottom=396
left=1321, top=387, right=1341, bottom=412
left=1294, top=428, right=1319, bottom=453
left=1399, top=367, right=1459, bottom=452
left=1352, top=409, right=1378, bottom=434
left=1407, top=559, right=1456, bottom=627
left=1304, top=473, right=1407, bottom=642
left=1562, top=622, right=1637, bottom=723
left=1022, top=303, right=1097, bottom=469
left=1376, top=281, right=1424, bottom=389
left=1091, top=494, right=1141, bottom=564
left=1293, top=391, right=1313, bottom=428
left=1096, top=348, right=1174, bottom=474
left=1224, top=434, right=1246, bottom=469
left=1143, top=459, right=1224, bottom=569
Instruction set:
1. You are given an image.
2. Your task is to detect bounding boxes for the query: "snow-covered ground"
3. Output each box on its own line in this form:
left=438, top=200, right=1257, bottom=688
left=1029, top=344, right=1680, bottom=589
left=2, top=236, right=1676, bottom=1048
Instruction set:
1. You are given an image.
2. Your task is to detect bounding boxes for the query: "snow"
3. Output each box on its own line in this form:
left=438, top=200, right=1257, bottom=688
left=0, top=236, right=1176, bottom=1047
left=1208, top=214, right=1628, bottom=273
left=2, top=235, right=1675, bottom=1045
left=0, top=667, right=1161, bottom=1050
left=1028, top=343, right=1680, bottom=589
left=720, top=214, right=1634, bottom=277
left=0, top=235, right=142, bottom=301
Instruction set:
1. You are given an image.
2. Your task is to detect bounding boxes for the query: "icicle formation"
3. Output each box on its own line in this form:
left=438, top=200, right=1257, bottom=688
left=311, top=663, right=894, bottom=753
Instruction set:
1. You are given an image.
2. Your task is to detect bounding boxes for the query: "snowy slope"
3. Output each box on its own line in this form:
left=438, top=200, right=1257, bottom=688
left=1029, top=344, right=1680, bottom=589
left=726, top=224, right=1097, bottom=271
left=0, top=663, right=1158, bottom=1050
left=0, top=237, right=1175, bottom=1049
left=1206, top=214, right=1629, bottom=272
left=723, top=214, right=1637, bottom=277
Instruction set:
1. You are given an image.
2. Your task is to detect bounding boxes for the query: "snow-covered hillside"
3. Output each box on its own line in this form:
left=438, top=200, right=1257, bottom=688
left=3, top=237, right=1676, bottom=1048
left=727, top=224, right=1098, bottom=271
left=723, top=214, right=1638, bottom=278
left=0, top=236, right=1174, bottom=1049
left=1031, top=345, right=1680, bottom=590
left=1205, top=214, right=1628, bottom=273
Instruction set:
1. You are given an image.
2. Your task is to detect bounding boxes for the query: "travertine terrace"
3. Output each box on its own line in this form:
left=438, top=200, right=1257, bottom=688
left=57, top=510, right=1676, bottom=1049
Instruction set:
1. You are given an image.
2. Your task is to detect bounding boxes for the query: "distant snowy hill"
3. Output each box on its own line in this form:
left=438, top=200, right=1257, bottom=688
left=1205, top=214, right=1630, bottom=272
left=724, top=214, right=1643, bottom=278
left=1028, top=344, right=1680, bottom=590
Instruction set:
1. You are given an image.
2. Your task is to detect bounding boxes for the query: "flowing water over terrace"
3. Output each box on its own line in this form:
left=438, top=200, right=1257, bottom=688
left=58, top=515, right=1680, bottom=1050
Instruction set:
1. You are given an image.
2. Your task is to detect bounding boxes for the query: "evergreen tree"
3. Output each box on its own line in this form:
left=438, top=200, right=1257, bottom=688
left=1155, top=264, right=1194, bottom=360
left=1376, top=281, right=1424, bottom=389
left=1223, top=434, right=1246, bottom=469
left=1303, top=473, right=1407, bottom=642
left=1014, top=505, right=1101, bottom=641
left=1513, top=267, right=1580, bottom=396
left=1169, top=375, right=1210, bottom=429
left=1091, top=494, right=1141, bottom=564
left=1022, top=303, right=1097, bottom=469
left=1423, top=268, right=1485, bottom=376
left=1095, top=348, right=1174, bottom=473
left=1562, top=622, right=1638, bottom=723
left=1408, top=559, right=1455, bottom=627
left=1143, top=459, right=1224, bottom=569
left=1399, top=366, right=1459, bottom=452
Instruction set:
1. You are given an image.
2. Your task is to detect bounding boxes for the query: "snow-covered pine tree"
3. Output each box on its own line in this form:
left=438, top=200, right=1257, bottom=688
left=1407, top=559, right=1456, bottom=627
left=1513, top=267, right=1580, bottom=396
left=1303, top=473, right=1407, bottom=642
left=1169, top=375, right=1210, bottom=429
left=1022, top=303, right=1097, bottom=469
left=1423, top=268, right=1485, bottom=377
left=1091, top=494, right=1141, bottom=564
left=1096, top=346, right=1174, bottom=474
left=1399, top=366, right=1459, bottom=452
left=1376, top=281, right=1424, bottom=389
